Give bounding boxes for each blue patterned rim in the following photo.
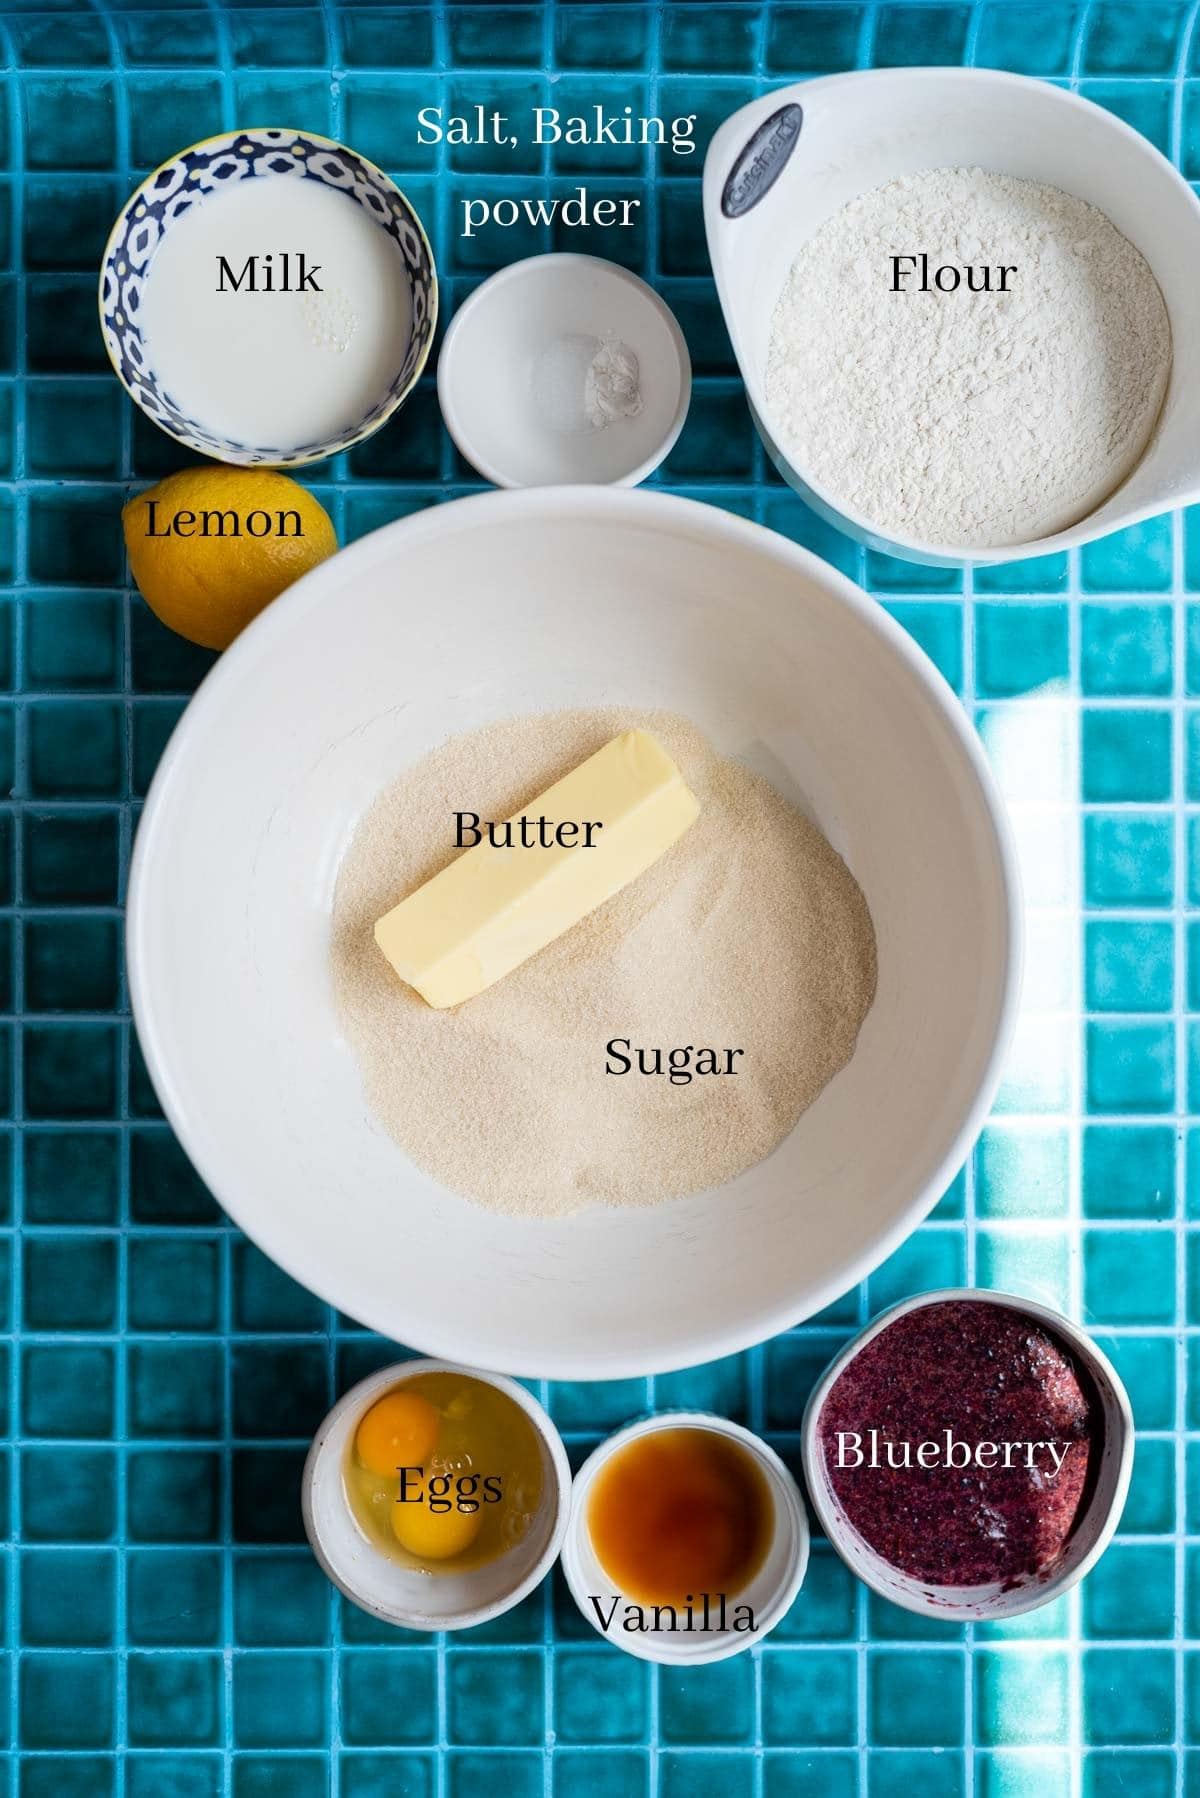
[98,127,438,467]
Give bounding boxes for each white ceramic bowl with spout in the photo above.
[704,68,1200,566]
[127,486,1020,1377]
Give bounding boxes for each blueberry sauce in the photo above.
[818,1300,1096,1588]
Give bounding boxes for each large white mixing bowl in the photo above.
[127,488,1020,1378]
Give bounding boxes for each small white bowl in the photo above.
[561,1412,809,1664]
[801,1288,1134,1622]
[302,1359,571,1632]
[437,253,691,487]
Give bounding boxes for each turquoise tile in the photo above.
[23,1343,114,1438]
[23,1233,116,1329]
[1098,1335,1173,1428]
[128,1238,221,1333]
[1086,1753,1175,1798]
[1086,2,1188,72]
[655,1352,750,1422]
[127,75,225,170]
[977,1754,1071,1798]
[1083,1648,1175,1744]
[663,6,758,71]
[127,1549,222,1647]
[1083,517,1174,592]
[446,1650,542,1746]
[975,1648,1069,1744]
[128,1448,221,1544]
[342,1754,437,1798]
[976,603,1068,696]
[661,1757,754,1798]
[231,1343,327,1439]
[874,1756,964,1798]
[1123,1438,1175,1535]
[1085,1228,1174,1325]
[556,1650,649,1745]
[660,1658,752,1745]
[128,1759,220,1798]
[129,1343,223,1439]
[340,12,435,68]
[237,1758,331,1798]
[869,1649,965,1746]
[1083,710,1172,802]
[762,1753,859,1797]
[554,7,650,70]
[22,1445,115,1543]
[341,1646,437,1747]
[25,915,121,1012]
[22,1653,113,1747]
[1083,1124,1176,1220]
[1083,604,1173,696]
[761,1649,857,1746]
[866,548,961,592]
[874,5,971,66]
[976,1125,1069,1219]
[974,5,1080,74]
[234,1653,328,1748]
[228,9,328,67]
[1086,816,1173,906]
[20,1548,115,1647]
[1087,921,1174,1013]
[128,1653,222,1748]
[1084,1542,1175,1638]
[1085,1020,1174,1113]
[977,1231,1070,1311]
[974,552,1069,593]
[868,1589,965,1642]
[766,5,866,73]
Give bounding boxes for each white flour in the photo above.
[765,168,1171,549]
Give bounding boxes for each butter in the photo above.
[374,730,700,1008]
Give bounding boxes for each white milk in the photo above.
[141,175,414,453]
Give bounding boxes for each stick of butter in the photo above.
[374,729,700,1008]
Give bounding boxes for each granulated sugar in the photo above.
[765,168,1171,549]
[331,708,877,1218]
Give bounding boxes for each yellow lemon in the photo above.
[392,1482,484,1562]
[355,1390,441,1479]
[122,466,337,651]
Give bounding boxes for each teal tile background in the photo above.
[0,0,1191,1789]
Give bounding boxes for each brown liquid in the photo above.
[587,1427,773,1607]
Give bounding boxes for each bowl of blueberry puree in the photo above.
[802,1289,1133,1620]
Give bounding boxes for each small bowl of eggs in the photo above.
[302,1358,571,1631]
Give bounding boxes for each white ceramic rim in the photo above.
[126,486,1023,1378]
[705,67,1200,563]
[561,1410,811,1663]
[98,126,439,468]
[799,1287,1135,1620]
[301,1357,572,1631]
[436,253,692,488]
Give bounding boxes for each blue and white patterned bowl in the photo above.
[99,128,438,467]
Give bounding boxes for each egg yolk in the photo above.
[355,1390,440,1478]
[392,1485,484,1561]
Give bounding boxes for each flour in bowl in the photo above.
[764,168,1171,549]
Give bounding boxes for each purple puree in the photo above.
[819,1300,1096,1588]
